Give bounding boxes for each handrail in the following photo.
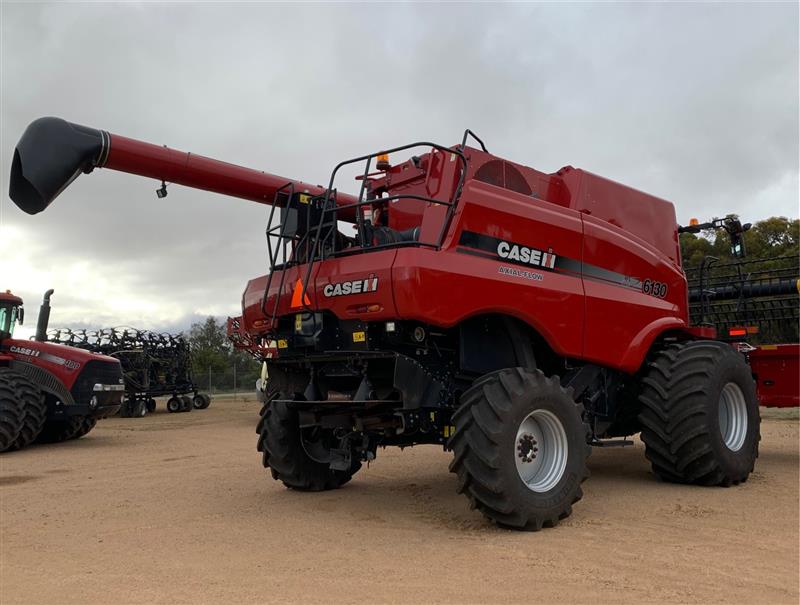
[299,142,469,307]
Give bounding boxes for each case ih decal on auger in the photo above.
[47,327,211,416]
[10,117,769,530]
[0,289,123,452]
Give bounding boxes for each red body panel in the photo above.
[749,344,800,408]
[242,151,690,374]
[0,338,118,390]
[581,216,686,370]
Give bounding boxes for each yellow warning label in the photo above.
[299,194,311,204]
[277,339,288,349]
[352,331,366,343]
[295,314,303,333]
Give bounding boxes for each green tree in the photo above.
[681,215,799,268]
[188,316,261,392]
[189,317,229,389]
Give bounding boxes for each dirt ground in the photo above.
[0,396,797,604]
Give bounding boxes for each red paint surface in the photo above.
[242,145,692,374]
[749,344,800,408]
[1,338,118,390]
[105,134,360,212]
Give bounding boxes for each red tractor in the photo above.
[10,118,764,529]
[0,289,124,452]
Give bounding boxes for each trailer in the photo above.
[47,327,211,416]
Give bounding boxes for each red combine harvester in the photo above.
[0,289,124,452]
[10,117,782,529]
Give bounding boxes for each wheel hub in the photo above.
[516,433,538,463]
[719,382,748,452]
[514,409,569,493]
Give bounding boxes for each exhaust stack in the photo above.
[35,289,54,342]
[10,117,358,215]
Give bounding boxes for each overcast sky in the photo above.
[1,2,798,338]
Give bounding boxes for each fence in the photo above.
[202,361,261,397]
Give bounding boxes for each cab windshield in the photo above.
[0,305,18,338]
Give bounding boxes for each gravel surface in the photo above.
[1,397,797,604]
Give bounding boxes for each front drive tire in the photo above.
[448,368,591,531]
[0,369,27,452]
[638,341,760,486]
[36,416,97,443]
[4,370,46,451]
[256,397,360,491]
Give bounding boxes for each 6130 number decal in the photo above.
[642,279,668,298]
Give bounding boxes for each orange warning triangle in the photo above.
[290,279,311,308]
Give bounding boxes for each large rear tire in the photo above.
[256,396,360,491]
[0,369,27,453]
[638,341,760,486]
[448,368,591,531]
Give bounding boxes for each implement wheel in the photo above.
[166,397,181,413]
[256,396,360,491]
[448,368,591,531]
[193,394,211,410]
[638,341,760,486]
[133,399,147,417]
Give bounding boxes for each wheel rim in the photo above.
[719,382,748,452]
[514,409,569,493]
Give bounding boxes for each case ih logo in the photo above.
[323,276,379,298]
[497,241,557,270]
[9,345,40,358]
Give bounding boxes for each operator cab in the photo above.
[267,142,466,273]
[0,291,23,340]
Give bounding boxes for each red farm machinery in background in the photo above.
[0,289,124,452]
[683,242,799,409]
[9,116,796,530]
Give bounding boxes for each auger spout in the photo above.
[9,117,357,215]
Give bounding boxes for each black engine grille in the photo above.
[71,360,123,405]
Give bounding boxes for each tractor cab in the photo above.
[0,291,23,341]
